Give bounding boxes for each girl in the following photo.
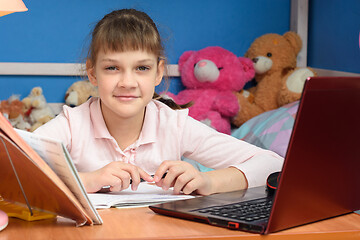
[35,9,283,195]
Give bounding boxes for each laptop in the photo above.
[149,76,360,234]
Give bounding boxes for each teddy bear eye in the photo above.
[218,67,223,70]
[267,52,272,57]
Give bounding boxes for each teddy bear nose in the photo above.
[252,58,259,63]
[194,60,220,83]
[198,61,208,67]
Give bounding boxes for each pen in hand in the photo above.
[97,172,167,193]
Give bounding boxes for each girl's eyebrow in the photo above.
[101,58,115,62]
[100,58,117,63]
[100,58,156,64]
[137,59,156,64]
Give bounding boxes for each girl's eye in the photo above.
[137,66,150,71]
[105,66,117,71]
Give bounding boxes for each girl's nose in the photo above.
[117,71,137,88]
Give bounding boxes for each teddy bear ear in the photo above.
[238,57,256,81]
[178,50,195,71]
[283,31,302,55]
[31,86,43,96]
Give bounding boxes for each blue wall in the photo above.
[1,1,359,103]
[0,0,290,102]
[307,0,360,73]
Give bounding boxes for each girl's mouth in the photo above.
[114,95,138,101]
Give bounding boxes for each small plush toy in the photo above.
[166,46,255,134]
[65,80,98,107]
[8,96,31,131]
[0,95,30,131]
[0,100,10,119]
[22,87,55,131]
[232,31,316,127]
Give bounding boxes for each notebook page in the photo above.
[88,182,195,209]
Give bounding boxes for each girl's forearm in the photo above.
[204,167,248,194]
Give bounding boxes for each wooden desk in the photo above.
[2,207,360,240]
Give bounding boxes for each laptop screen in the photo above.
[266,76,360,233]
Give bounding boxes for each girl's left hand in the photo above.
[153,160,213,195]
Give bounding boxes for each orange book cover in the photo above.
[0,113,96,226]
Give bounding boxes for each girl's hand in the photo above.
[79,162,153,193]
[153,160,213,195]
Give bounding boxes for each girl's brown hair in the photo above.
[86,9,190,110]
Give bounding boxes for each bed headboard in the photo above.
[0,63,181,77]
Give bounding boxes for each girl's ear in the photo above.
[155,59,165,86]
[86,60,98,86]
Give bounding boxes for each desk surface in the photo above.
[2,207,360,240]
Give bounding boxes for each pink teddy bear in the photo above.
[166,46,255,134]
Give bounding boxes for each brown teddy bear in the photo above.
[65,80,98,107]
[232,31,316,127]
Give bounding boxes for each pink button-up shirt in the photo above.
[35,97,283,187]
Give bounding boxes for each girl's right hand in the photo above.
[79,162,153,193]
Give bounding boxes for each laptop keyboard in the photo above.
[193,197,273,222]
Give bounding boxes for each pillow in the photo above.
[231,101,299,157]
[184,101,299,172]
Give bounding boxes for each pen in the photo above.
[97,172,167,193]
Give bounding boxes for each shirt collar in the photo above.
[90,97,113,139]
[138,100,158,145]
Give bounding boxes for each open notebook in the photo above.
[0,115,101,226]
[89,182,195,209]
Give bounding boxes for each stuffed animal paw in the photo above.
[285,68,315,93]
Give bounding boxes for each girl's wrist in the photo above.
[203,167,248,194]
[79,172,93,193]
[200,171,218,195]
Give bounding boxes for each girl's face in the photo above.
[87,50,164,123]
